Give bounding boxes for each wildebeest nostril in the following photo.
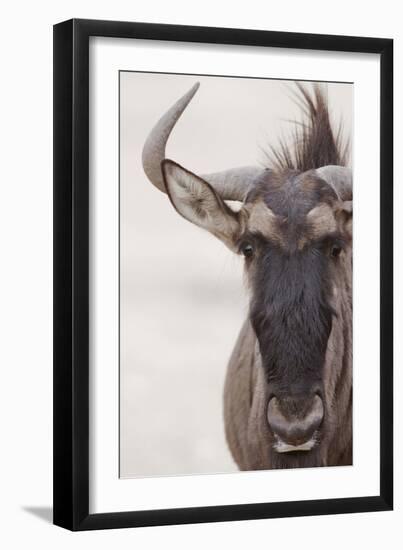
[267,395,324,447]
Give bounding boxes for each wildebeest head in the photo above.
[142,82,352,466]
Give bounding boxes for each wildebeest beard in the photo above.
[249,242,335,468]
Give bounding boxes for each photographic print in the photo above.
[119,72,353,478]
[54,19,393,530]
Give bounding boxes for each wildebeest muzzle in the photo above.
[267,392,324,453]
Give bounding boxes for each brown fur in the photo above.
[245,200,284,246]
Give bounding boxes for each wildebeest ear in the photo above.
[161,160,242,250]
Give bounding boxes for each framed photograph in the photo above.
[53,19,393,530]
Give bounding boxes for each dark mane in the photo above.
[267,83,349,172]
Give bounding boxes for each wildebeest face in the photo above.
[162,161,352,463]
[239,171,350,456]
[241,171,352,461]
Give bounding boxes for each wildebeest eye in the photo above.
[241,243,254,258]
[330,245,342,258]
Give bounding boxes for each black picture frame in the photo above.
[53,18,393,531]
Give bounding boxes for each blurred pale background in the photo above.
[120,72,352,478]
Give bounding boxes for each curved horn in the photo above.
[315,165,352,201]
[142,83,265,201]
[142,83,200,194]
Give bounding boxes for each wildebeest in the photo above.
[142,82,352,469]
